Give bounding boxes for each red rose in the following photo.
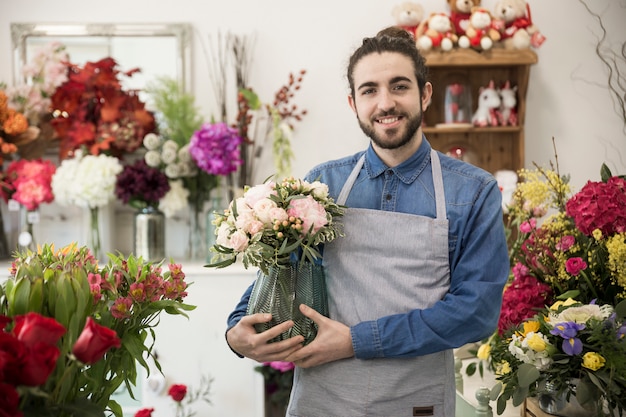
[17,342,60,386]
[72,317,121,364]
[133,408,154,417]
[0,382,22,417]
[168,384,187,402]
[0,332,28,384]
[12,312,66,348]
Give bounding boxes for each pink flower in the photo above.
[229,230,250,252]
[519,218,536,234]
[566,177,626,236]
[266,361,295,373]
[287,195,328,235]
[556,235,575,251]
[2,159,56,211]
[565,257,587,276]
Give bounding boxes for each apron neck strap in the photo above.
[337,150,447,220]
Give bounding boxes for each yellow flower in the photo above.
[477,343,491,360]
[526,333,547,352]
[592,229,603,241]
[582,352,606,371]
[496,361,511,375]
[550,298,578,310]
[521,321,540,336]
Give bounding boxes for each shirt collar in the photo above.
[364,136,432,184]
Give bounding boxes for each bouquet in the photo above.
[0,243,195,417]
[115,159,170,210]
[208,177,344,344]
[50,57,156,160]
[486,298,626,415]
[469,159,626,415]
[208,177,344,274]
[0,158,56,211]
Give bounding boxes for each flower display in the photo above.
[0,243,195,416]
[468,159,626,415]
[189,121,243,176]
[50,56,156,160]
[1,41,68,161]
[134,375,213,417]
[485,299,626,415]
[0,158,56,211]
[51,150,122,209]
[208,177,344,274]
[115,159,170,210]
[255,361,295,411]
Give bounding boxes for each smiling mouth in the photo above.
[376,116,402,124]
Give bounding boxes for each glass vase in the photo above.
[18,208,38,252]
[538,380,603,417]
[133,206,165,261]
[205,196,222,263]
[187,202,206,261]
[246,261,328,345]
[89,206,102,261]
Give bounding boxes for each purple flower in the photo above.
[618,324,626,341]
[115,159,170,207]
[551,322,586,355]
[189,122,243,176]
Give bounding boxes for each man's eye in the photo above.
[393,85,408,91]
[362,89,375,95]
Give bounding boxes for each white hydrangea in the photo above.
[51,151,122,209]
[158,179,190,218]
[508,332,553,371]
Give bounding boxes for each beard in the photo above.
[357,104,423,150]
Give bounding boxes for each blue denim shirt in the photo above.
[227,137,509,359]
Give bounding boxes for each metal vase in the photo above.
[134,206,165,261]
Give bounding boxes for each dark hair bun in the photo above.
[376,26,414,42]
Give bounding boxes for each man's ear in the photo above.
[422,82,433,111]
[348,94,356,113]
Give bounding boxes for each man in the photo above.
[226,27,509,417]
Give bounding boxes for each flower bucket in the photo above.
[246,261,328,345]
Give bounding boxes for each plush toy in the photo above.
[472,80,501,127]
[415,12,458,52]
[447,0,481,36]
[392,2,425,39]
[492,0,545,49]
[458,7,501,51]
[497,81,518,126]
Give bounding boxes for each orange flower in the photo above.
[3,109,29,135]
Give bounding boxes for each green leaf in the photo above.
[28,278,44,312]
[490,382,502,401]
[516,363,540,387]
[600,163,613,182]
[511,385,529,406]
[615,299,626,320]
[576,378,595,406]
[240,87,261,110]
[466,362,477,376]
[556,290,580,300]
[9,277,31,316]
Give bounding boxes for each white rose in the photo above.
[244,182,275,208]
[308,180,329,200]
[229,230,249,252]
[253,198,278,225]
[216,223,232,247]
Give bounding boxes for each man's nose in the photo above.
[377,90,396,112]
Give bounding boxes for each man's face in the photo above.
[348,52,431,152]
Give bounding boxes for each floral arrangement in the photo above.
[208,177,344,274]
[115,159,170,210]
[485,298,626,415]
[189,121,243,177]
[0,243,195,417]
[51,150,123,257]
[134,375,213,417]
[255,361,294,411]
[1,41,68,160]
[0,158,56,211]
[50,57,156,160]
[468,159,626,414]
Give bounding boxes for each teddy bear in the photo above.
[415,12,458,52]
[447,0,481,37]
[392,1,425,39]
[457,7,501,51]
[492,0,545,49]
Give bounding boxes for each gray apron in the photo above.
[288,150,454,417]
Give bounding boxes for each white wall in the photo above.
[2,0,624,191]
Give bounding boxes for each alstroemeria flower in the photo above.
[72,317,121,364]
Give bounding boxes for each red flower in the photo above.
[0,382,21,417]
[12,312,66,348]
[497,274,552,335]
[17,342,61,386]
[565,177,626,236]
[133,408,154,417]
[168,383,188,402]
[72,317,121,364]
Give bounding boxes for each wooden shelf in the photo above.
[422,47,538,174]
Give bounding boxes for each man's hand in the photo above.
[226,313,305,363]
[285,304,354,368]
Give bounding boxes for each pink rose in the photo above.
[565,257,587,276]
[287,195,328,235]
[519,218,536,234]
[253,198,278,225]
[244,182,275,208]
[229,230,249,252]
